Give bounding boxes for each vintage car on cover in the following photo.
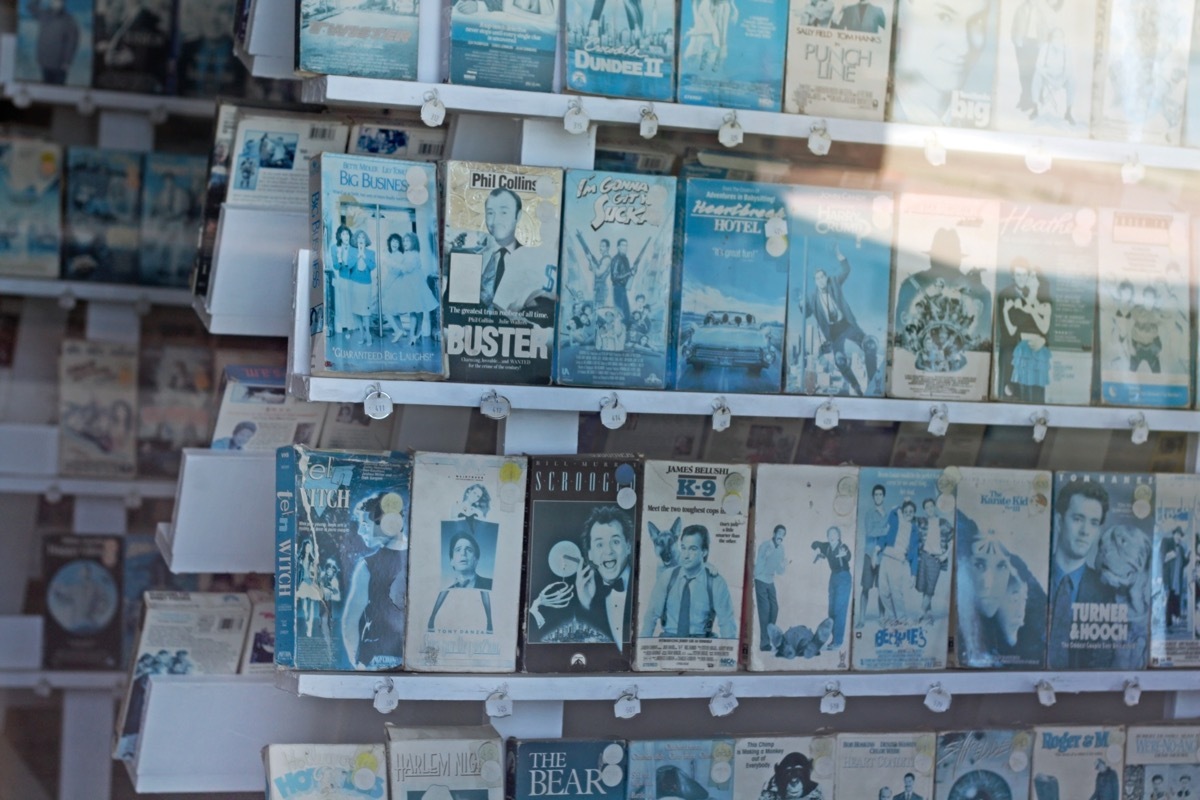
[682,310,777,374]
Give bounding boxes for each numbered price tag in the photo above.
[924,684,951,713]
[718,115,743,148]
[364,386,394,420]
[421,94,447,127]
[819,687,846,715]
[1036,681,1056,707]
[928,407,949,437]
[486,691,513,718]
[373,679,400,714]
[1025,146,1052,174]
[1124,680,1142,707]
[480,392,511,421]
[640,108,659,140]
[924,135,947,167]
[1122,159,1145,185]
[807,126,832,157]
[600,396,628,429]
[564,103,590,135]
[816,402,839,431]
[712,399,731,432]
[708,686,738,718]
[614,691,641,719]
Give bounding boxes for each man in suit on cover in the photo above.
[1161,526,1190,628]
[641,525,737,639]
[1090,760,1119,800]
[833,0,886,32]
[447,530,492,590]
[805,243,877,395]
[1047,480,1115,668]
[608,238,635,321]
[30,0,80,84]
[897,773,923,800]
[477,186,555,316]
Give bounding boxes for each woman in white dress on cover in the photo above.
[382,233,410,343]
[387,231,439,345]
[347,229,377,344]
[329,225,354,335]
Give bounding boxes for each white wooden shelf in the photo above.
[297,376,1200,433]
[0,460,174,499]
[0,616,42,670]
[0,423,58,476]
[0,35,214,119]
[282,669,1200,704]
[0,277,192,308]
[156,449,275,574]
[0,473,176,500]
[0,670,123,691]
[196,205,308,337]
[235,0,298,80]
[0,425,173,501]
[303,76,1200,170]
[235,50,296,81]
[124,674,388,793]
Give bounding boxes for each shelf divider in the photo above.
[200,205,309,337]
[159,450,276,574]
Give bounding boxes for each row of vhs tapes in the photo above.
[264,724,1200,800]
[309,153,1200,409]
[275,446,1200,675]
[296,0,1200,148]
[13,0,294,99]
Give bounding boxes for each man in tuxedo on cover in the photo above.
[527,505,634,647]
[573,506,634,648]
[1047,480,1115,668]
